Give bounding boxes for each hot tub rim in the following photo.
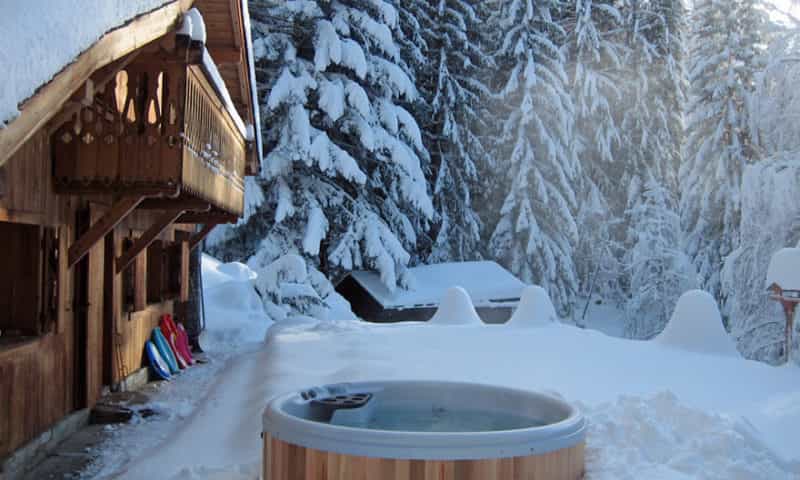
[263,380,587,461]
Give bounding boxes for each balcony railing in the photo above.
[52,52,246,217]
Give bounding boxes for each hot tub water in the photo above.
[331,404,544,432]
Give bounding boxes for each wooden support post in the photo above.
[180,240,190,302]
[68,196,145,267]
[783,302,796,364]
[188,223,219,251]
[0,164,6,200]
[115,210,184,273]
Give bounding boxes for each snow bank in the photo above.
[766,248,800,290]
[202,254,272,349]
[585,392,794,479]
[96,310,800,478]
[655,290,739,357]
[428,287,483,325]
[507,285,558,327]
[247,250,357,323]
[0,0,171,127]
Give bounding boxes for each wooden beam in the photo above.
[139,198,211,211]
[68,196,146,267]
[188,223,219,251]
[115,209,184,273]
[175,212,237,224]
[0,0,195,167]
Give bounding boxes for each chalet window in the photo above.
[121,237,147,313]
[165,242,184,300]
[147,240,167,304]
[0,221,59,337]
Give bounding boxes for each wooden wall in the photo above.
[263,435,586,480]
[0,129,191,459]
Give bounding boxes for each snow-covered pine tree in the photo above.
[753,13,800,156]
[565,0,626,301]
[238,0,433,291]
[624,175,697,339]
[645,0,688,191]
[722,159,800,364]
[488,0,581,314]
[681,0,768,300]
[425,0,493,262]
[614,0,687,191]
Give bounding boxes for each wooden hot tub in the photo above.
[262,381,586,480]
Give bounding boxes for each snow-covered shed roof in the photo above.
[766,248,800,291]
[347,262,526,309]
[0,0,262,170]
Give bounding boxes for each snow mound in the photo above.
[507,286,558,327]
[428,287,483,325]
[766,248,800,290]
[216,262,258,282]
[654,290,739,357]
[202,254,272,349]
[585,392,794,479]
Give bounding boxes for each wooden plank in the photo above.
[207,46,242,64]
[134,252,148,312]
[68,195,146,267]
[0,163,6,199]
[115,209,184,273]
[262,436,586,480]
[85,203,107,406]
[0,0,196,167]
[180,240,190,302]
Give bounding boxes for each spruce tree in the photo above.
[624,175,697,339]
[240,0,433,291]
[681,0,768,299]
[566,0,626,301]
[488,0,581,314]
[425,0,492,262]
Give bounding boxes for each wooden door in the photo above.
[73,203,107,408]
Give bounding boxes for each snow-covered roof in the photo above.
[240,0,264,169]
[0,0,173,128]
[766,247,800,290]
[347,261,525,309]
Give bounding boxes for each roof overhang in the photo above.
[0,0,195,168]
[0,0,262,173]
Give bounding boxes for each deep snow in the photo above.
[84,256,800,479]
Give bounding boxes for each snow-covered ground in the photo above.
[84,256,800,479]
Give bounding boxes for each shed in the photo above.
[336,262,526,324]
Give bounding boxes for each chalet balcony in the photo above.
[52,48,249,217]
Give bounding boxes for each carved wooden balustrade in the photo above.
[52,52,246,217]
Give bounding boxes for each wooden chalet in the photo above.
[0,0,261,468]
